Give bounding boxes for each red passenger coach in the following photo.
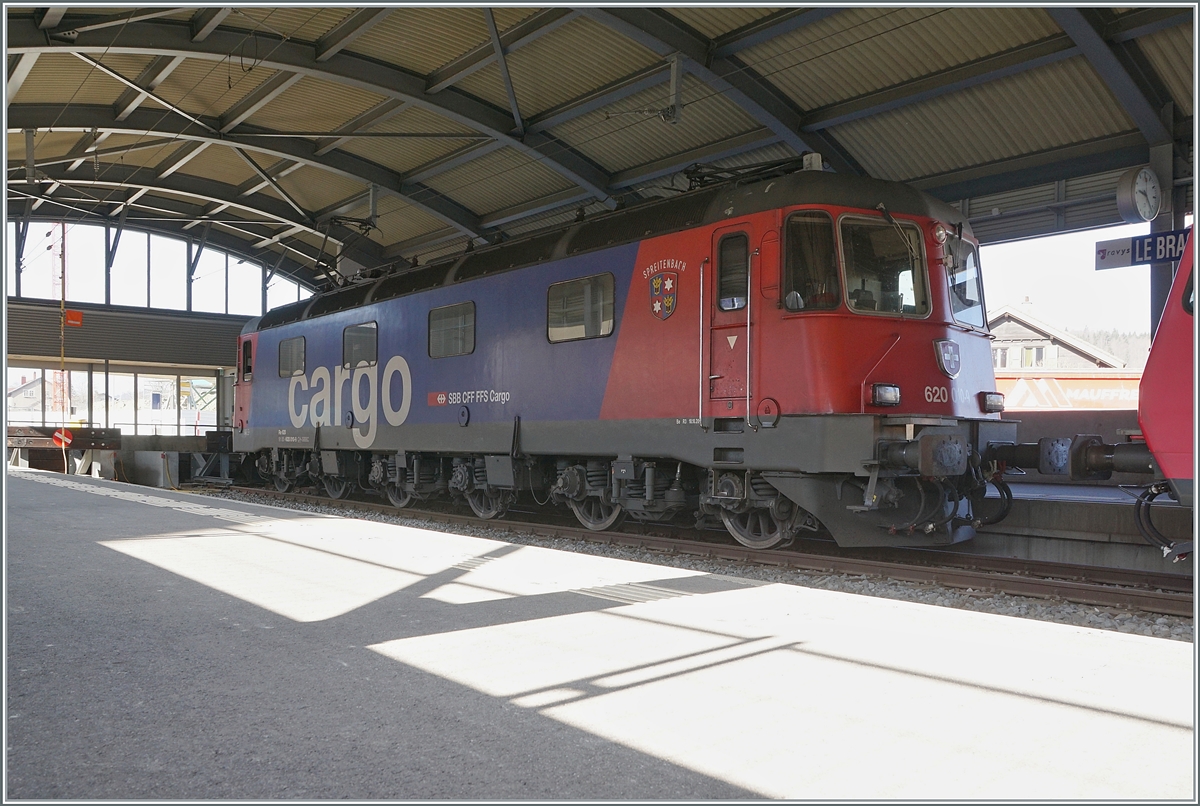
[236,157,1021,549]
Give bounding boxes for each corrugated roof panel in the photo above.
[457,16,659,118]
[153,59,276,121]
[830,57,1137,181]
[739,7,1059,110]
[271,165,366,215]
[242,75,386,134]
[349,7,491,77]
[666,7,777,39]
[174,146,258,190]
[10,131,81,163]
[372,197,445,247]
[11,52,149,105]
[338,107,481,176]
[91,137,202,172]
[219,7,351,44]
[550,74,759,174]
[1134,24,1194,117]
[423,147,574,216]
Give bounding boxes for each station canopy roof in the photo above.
[6,6,1195,291]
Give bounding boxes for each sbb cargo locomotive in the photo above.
[235,159,1019,549]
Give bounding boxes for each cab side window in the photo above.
[241,339,253,381]
[717,233,748,311]
[783,211,838,311]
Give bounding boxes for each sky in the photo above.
[980,221,1167,335]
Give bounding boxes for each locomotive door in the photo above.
[234,333,256,434]
[708,224,752,403]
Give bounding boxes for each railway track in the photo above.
[212,485,1194,618]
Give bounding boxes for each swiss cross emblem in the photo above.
[934,339,961,378]
[650,271,678,320]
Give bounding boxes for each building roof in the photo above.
[7,6,1194,292]
[987,304,1127,368]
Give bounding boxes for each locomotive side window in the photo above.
[717,233,749,311]
[783,211,838,311]
[241,339,253,382]
[944,231,986,328]
[278,336,306,377]
[429,301,475,358]
[841,218,929,317]
[548,273,614,343]
[343,322,378,368]
[1183,270,1193,316]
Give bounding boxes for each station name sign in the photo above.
[1095,227,1191,270]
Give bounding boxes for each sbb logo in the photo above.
[428,391,448,406]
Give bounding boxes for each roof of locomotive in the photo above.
[251,168,969,334]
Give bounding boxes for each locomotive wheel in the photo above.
[323,476,351,500]
[466,490,507,520]
[273,475,294,493]
[568,497,625,531]
[720,507,789,549]
[386,483,412,509]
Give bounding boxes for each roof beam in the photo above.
[524,63,670,135]
[1106,7,1193,42]
[579,8,860,175]
[113,55,185,121]
[802,36,1080,132]
[710,7,843,59]
[7,53,39,104]
[8,103,487,240]
[189,7,230,42]
[1047,8,1172,145]
[73,52,214,133]
[314,98,408,156]
[608,130,779,189]
[401,140,506,185]
[46,8,185,40]
[426,8,576,94]
[483,9,524,136]
[316,8,393,62]
[911,131,1149,201]
[232,148,311,222]
[219,71,303,133]
[8,16,614,205]
[156,140,209,178]
[239,160,304,197]
[35,7,67,29]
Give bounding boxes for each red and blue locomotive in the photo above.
[234,159,1016,548]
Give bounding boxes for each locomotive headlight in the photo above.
[980,392,1005,413]
[932,222,948,244]
[872,383,901,406]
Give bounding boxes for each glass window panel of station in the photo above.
[65,224,106,304]
[137,374,178,436]
[191,249,227,313]
[110,231,149,307]
[92,371,108,428]
[108,372,136,434]
[266,274,300,311]
[227,259,263,316]
[41,369,89,427]
[150,233,188,310]
[298,285,313,301]
[6,367,44,425]
[180,375,218,437]
[6,221,15,292]
[19,226,60,300]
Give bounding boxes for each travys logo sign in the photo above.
[649,271,678,320]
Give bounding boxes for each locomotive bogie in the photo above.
[237,166,1016,548]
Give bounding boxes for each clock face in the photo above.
[1135,168,1161,220]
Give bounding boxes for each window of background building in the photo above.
[266,275,301,310]
[993,348,1008,369]
[181,376,218,436]
[150,233,188,310]
[108,373,136,434]
[65,225,107,304]
[1022,346,1044,368]
[137,374,179,436]
[110,231,149,307]
[6,367,43,425]
[228,259,263,316]
[192,249,227,313]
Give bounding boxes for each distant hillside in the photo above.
[1067,328,1151,370]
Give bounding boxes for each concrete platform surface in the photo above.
[6,470,1196,800]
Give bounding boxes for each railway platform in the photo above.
[6,469,1195,800]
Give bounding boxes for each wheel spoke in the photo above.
[568,497,624,531]
[721,507,788,549]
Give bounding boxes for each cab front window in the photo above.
[840,217,929,316]
[945,231,986,328]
